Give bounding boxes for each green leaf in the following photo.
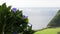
[7,6,11,11]
[1,3,7,9]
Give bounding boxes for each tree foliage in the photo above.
[0,3,33,34]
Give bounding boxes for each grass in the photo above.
[34,27,60,34]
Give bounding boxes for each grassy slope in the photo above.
[34,27,60,34]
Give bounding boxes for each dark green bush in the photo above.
[0,3,33,34]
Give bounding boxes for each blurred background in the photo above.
[0,0,60,30]
[19,7,60,30]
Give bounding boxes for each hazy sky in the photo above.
[19,7,59,30]
[0,0,60,7]
[0,0,60,30]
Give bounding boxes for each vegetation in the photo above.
[34,10,60,34]
[34,27,60,34]
[47,10,60,28]
[0,3,60,34]
[0,3,33,34]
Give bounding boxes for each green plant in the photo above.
[0,3,32,34]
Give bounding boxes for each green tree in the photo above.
[47,10,60,28]
[0,3,32,34]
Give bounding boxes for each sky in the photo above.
[0,0,60,30]
[20,7,59,30]
[0,0,60,7]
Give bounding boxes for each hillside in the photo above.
[47,10,60,28]
[34,27,60,34]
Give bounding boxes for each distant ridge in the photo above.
[47,10,60,28]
